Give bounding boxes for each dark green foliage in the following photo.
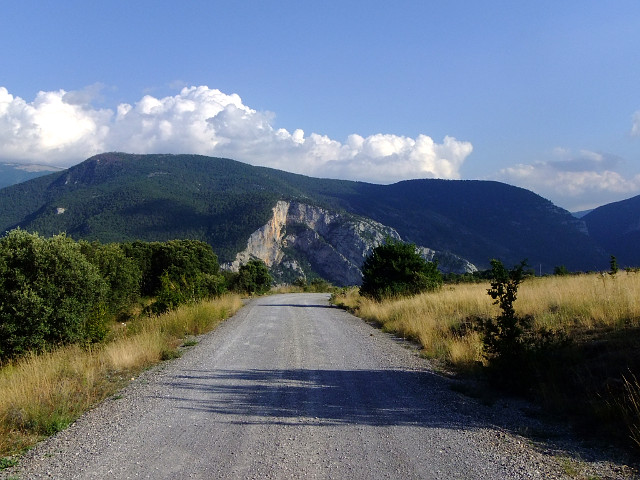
[554,265,570,276]
[0,229,226,360]
[232,259,273,295]
[610,255,619,275]
[0,230,108,360]
[121,239,222,298]
[79,241,142,316]
[360,239,442,300]
[0,456,18,470]
[443,269,493,284]
[481,259,530,362]
[478,259,540,391]
[121,239,225,313]
[152,270,225,313]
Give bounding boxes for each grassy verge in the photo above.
[0,294,243,458]
[331,272,640,451]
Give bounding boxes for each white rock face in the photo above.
[225,200,476,286]
[228,201,289,269]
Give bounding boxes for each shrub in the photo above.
[481,259,529,358]
[121,239,225,313]
[79,241,142,315]
[360,239,442,300]
[121,239,221,297]
[479,259,533,387]
[307,278,331,292]
[233,259,273,295]
[0,230,108,360]
[610,255,619,275]
[554,265,569,276]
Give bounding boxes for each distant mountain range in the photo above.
[0,153,614,283]
[0,163,64,189]
[583,195,640,269]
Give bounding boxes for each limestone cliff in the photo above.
[225,201,476,286]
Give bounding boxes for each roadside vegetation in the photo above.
[272,277,336,294]
[0,228,262,460]
[359,238,442,300]
[0,296,242,458]
[333,245,640,453]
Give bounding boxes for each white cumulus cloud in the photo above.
[0,87,111,163]
[494,148,640,210]
[0,85,473,183]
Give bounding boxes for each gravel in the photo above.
[2,293,637,479]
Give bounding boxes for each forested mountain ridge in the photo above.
[0,152,609,274]
[583,194,640,268]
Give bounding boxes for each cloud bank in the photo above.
[495,148,640,211]
[0,85,472,183]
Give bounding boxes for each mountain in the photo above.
[0,153,609,283]
[0,163,64,189]
[225,200,476,285]
[583,194,640,268]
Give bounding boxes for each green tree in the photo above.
[359,239,442,300]
[79,241,142,316]
[480,259,531,368]
[553,265,569,276]
[0,230,107,360]
[234,259,273,295]
[121,239,223,299]
[610,255,619,275]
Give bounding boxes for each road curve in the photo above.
[3,293,611,479]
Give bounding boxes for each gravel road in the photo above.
[3,293,636,479]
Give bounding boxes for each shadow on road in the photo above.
[256,304,340,309]
[155,368,631,467]
[161,368,480,428]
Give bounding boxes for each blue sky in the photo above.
[1,1,639,211]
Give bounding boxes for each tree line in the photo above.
[0,229,272,361]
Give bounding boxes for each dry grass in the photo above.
[334,283,496,368]
[333,272,640,370]
[514,272,640,331]
[332,272,640,450]
[0,294,243,457]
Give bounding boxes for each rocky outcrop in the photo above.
[225,201,476,286]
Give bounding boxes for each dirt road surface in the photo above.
[3,293,633,479]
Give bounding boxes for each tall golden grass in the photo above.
[0,295,243,457]
[332,271,640,449]
[334,272,640,368]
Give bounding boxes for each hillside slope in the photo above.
[583,194,640,268]
[0,152,608,274]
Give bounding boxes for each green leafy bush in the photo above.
[360,239,442,300]
[0,230,108,360]
[0,230,229,359]
[233,259,273,295]
[79,241,142,316]
[553,265,570,276]
[481,259,530,363]
[121,239,222,298]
